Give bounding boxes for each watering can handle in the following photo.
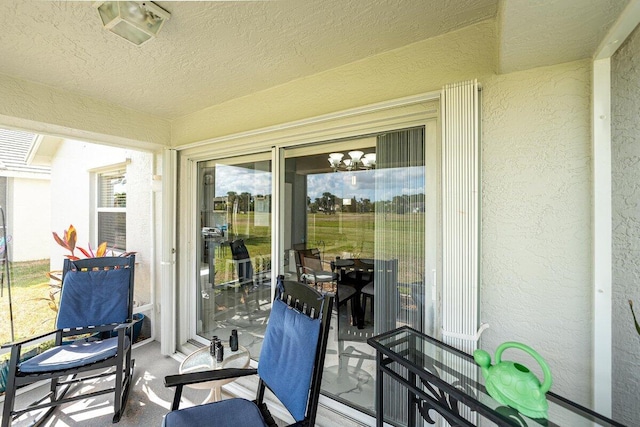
[495,342,552,394]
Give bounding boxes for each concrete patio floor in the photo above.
[1,340,369,426]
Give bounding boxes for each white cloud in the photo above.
[307,167,425,202]
[215,164,272,196]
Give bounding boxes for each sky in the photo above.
[212,164,425,203]
[307,167,425,202]
[214,164,271,196]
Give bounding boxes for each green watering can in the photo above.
[473,342,552,419]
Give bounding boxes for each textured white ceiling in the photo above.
[498,0,629,73]
[0,0,628,120]
[0,0,498,118]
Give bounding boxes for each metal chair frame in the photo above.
[294,248,337,292]
[164,278,334,427]
[1,255,136,427]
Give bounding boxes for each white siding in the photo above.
[49,140,154,307]
[9,177,51,261]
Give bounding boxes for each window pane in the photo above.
[98,211,126,250]
[282,126,431,420]
[98,170,127,208]
[196,156,272,358]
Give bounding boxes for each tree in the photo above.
[226,191,238,212]
[360,198,373,213]
[307,196,318,213]
[239,192,252,213]
[318,192,336,214]
[392,195,409,214]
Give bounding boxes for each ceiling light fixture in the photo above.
[328,151,376,171]
[94,1,171,46]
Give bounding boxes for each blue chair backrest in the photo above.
[257,295,322,421]
[56,257,134,329]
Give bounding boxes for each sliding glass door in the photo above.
[176,95,443,426]
[281,123,437,418]
[195,154,272,355]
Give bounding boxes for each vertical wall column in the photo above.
[441,80,480,354]
[592,57,612,417]
[160,148,177,355]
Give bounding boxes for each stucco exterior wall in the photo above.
[612,23,640,426]
[8,177,51,261]
[480,60,593,406]
[50,140,154,308]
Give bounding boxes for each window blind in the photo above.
[97,170,127,250]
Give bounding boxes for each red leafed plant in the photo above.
[40,225,113,321]
[52,224,108,260]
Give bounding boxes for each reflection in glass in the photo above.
[196,158,272,358]
[282,127,429,419]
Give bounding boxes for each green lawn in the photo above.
[312,212,425,284]
[0,259,55,345]
[210,211,425,284]
[2,213,424,343]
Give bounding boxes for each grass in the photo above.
[0,213,423,343]
[0,259,55,346]
[308,212,425,283]
[208,211,425,285]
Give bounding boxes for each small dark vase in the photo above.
[210,336,218,356]
[230,329,239,351]
[216,341,224,362]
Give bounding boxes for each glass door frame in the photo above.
[176,149,275,351]
[278,121,439,418]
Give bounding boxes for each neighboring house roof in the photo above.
[0,128,50,178]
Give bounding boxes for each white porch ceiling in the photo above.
[0,0,629,120]
[498,0,629,73]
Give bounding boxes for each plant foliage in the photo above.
[52,224,109,260]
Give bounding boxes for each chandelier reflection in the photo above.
[328,151,376,171]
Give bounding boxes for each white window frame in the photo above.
[92,160,130,254]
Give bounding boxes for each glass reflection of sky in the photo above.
[212,164,425,202]
[307,167,425,202]
[214,164,272,196]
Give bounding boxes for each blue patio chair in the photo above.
[163,277,334,427]
[1,255,136,427]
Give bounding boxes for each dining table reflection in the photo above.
[333,257,375,329]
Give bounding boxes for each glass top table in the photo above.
[368,326,625,427]
[179,342,250,403]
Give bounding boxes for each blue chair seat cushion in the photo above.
[19,336,127,373]
[163,398,268,427]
